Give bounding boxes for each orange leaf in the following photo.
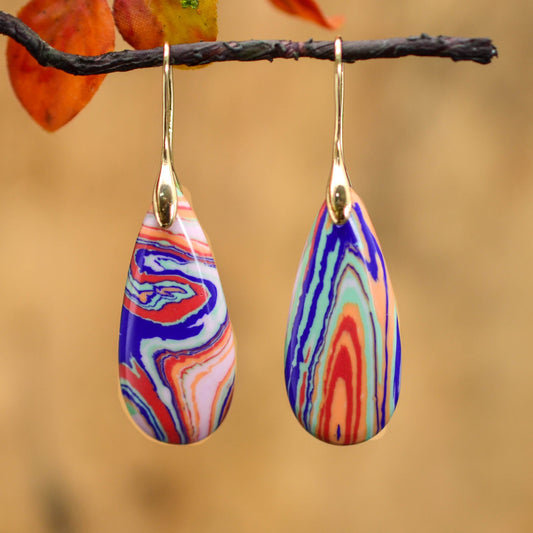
[6,0,115,131]
[269,0,343,29]
[114,0,217,50]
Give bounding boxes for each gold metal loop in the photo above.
[326,37,352,226]
[153,43,181,228]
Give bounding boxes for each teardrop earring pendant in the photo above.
[284,38,401,445]
[118,44,236,444]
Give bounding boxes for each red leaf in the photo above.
[269,0,343,29]
[113,0,218,50]
[6,0,115,131]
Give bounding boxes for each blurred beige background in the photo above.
[1,0,532,531]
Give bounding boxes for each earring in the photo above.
[118,44,236,444]
[284,38,401,445]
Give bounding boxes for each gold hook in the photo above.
[326,37,352,226]
[153,43,181,228]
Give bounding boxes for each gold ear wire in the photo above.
[326,37,352,226]
[153,43,181,228]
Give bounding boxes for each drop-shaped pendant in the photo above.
[284,38,401,445]
[119,195,236,444]
[118,44,235,444]
[284,189,401,445]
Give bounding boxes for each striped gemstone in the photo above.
[119,195,235,444]
[285,189,401,445]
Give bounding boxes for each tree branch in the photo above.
[0,10,497,75]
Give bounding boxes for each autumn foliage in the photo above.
[7,0,115,131]
[114,0,218,50]
[268,0,343,30]
[6,0,342,130]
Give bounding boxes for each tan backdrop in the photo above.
[1,0,532,531]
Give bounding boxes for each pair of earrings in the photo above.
[118,39,401,446]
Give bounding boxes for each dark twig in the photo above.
[0,11,497,74]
